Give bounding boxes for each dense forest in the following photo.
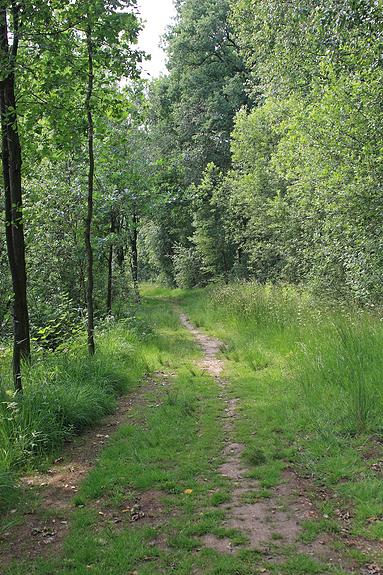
[2,0,383,380]
[152,0,383,299]
[1,1,383,573]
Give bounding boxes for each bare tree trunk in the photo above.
[129,211,140,303]
[106,243,113,315]
[84,23,95,355]
[115,216,125,271]
[0,7,30,393]
[106,213,115,314]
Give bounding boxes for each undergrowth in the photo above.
[0,309,158,510]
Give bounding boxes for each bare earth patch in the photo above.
[201,534,235,553]
[179,312,364,572]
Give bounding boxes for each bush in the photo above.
[30,292,83,351]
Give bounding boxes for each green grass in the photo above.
[0,294,182,509]
[2,287,272,575]
[179,283,383,544]
[2,284,382,574]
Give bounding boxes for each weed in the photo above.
[210,491,231,506]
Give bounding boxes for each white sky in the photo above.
[137,0,177,78]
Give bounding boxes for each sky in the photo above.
[137,0,177,78]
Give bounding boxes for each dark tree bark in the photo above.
[115,216,125,271]
[84,23,95,355]
[116,245,125,270]
[0,6,31,393]
[106,213,116,314]
[129,209,140,303]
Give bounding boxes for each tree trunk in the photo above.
[106,214,115,314]
[0,7,30,393]
[129,211,140,303]
[84,23,95,355]
[85,25,95,355]
[116,245,125,270]
[115,216,125,271]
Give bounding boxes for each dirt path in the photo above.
[2,308,380,574]
[179,312,359,572]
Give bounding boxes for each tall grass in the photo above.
[0,320,149,509]
[298,316,383,435]
[181,283,383,436]
[0,291,198,511]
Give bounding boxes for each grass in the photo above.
[179,283,383,544]
[0,298,170,509]
[2,283,382,573]
[3,287,274,575]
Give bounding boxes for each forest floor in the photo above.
[1,288,382,575]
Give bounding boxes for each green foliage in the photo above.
[161,0,247,182]
[173,245,206,289]
[141,0,383,304]
[31,292,83,351]
[191,164,236,282]
[2,2,383,562]
[139,0,248,284]
[224,0,383,301]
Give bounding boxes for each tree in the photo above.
[191,163,235,282]
[84,17,95,354]
[227,0,383,301]
[97,107,154,305]
[144,0,248,284]
[34,0,142,351]
[78,1,141,348]
[159,0,248,183]
[0,3,30,392]
[0,0,142,387]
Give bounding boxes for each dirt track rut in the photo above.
[179,312,356,571]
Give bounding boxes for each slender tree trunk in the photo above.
[106,243,113,315]
[117,246,125,270]
[116,217,125,270]
[0,7,30,393]
[106,213,115,314]
[129,211,140,303]
[84,23,95,355]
